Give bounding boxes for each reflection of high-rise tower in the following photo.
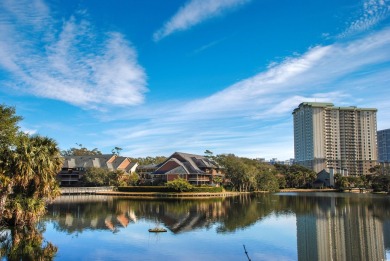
[384,220,390,252]
[296,197,385,261]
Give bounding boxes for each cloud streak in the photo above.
[339,0,390,37]
[0,0,147,109]
[153,0,251,41]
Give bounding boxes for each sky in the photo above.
[1,0,390,160]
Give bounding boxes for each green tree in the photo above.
[2,134,63,226]
[111,147,123,156]
[275,164,316,188]
[0,105,22,216]
[0,105,22,150]
[82,167,109,186]
[256,171,279,192]
[132,156,167,165]
[215,154,279,192]
[61,144,102,156]
[166,178,193,192]
[127,173,140,186]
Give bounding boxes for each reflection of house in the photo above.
[57,154,138,186]
[152,152,225,185]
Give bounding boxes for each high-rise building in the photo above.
[377,128,390,166]
[293,102,377,176]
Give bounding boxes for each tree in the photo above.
[0,105,22,216]
[275,164,316,188]
[204,150,214,158]
[256,171,279,192]
[131,156,167,165]
[127,173,140,186]
[215,154,279,192]
[0,105,22,150]
[1,105,63,227]
[82,167,109,186]
[61,144,102,156]
[111,147,123,156]
[2,134,63,226]
[166,178,193,192]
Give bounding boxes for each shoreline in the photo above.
[60,187,388,198]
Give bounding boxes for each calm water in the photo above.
[2,192,390,260]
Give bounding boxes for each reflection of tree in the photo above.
[44,193,390,236]
[0,225,57,261]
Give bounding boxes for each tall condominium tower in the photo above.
[377,128,390,166]
[293,102,377,176]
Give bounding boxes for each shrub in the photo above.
[166,178,193,192]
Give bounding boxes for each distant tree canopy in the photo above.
[215,154,279,192]
[274,163,317,188]
[81,167,138,187]
[0,104,63,227]
[61,144,102,156]
[131,156,167,166]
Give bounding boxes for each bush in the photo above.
[166,178,193,192]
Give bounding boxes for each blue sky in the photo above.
[1,0,390,160]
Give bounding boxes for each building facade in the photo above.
[152,152,225,185]
[58,154,138,186]
[293,102,377,176]
[378,128,390,166]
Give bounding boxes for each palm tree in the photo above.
[3,134,63,226]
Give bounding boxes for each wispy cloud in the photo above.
[339,0,390,38]
[0,0,147,109]
[153,0,251,41]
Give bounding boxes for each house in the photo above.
[58,154,138,186]
[151,152,225,185]
[136,163,160,185]
[315,169,335,188]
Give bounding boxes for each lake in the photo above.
[2,192,390,260]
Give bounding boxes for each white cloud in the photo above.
[0,1,147,109]
[153,0,251,41]
[340,0,390,37]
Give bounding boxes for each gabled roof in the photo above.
[154,152,221,175]
[62,154,133,172]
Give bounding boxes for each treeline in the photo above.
[214,154,316,192]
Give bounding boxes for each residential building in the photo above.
[58,154,138,186]
[136,163,160,185]
[378,128,390,167]
[293,102,377,176]
[152,152,225,185]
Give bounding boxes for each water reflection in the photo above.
[44,194,279,234]
[292,194,387,261]
[3,193,389,260]
[0,225,57,261]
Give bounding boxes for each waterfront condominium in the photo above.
[292,102,378,176]
[377,128,390,167]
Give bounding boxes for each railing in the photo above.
[60,186,115,195]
